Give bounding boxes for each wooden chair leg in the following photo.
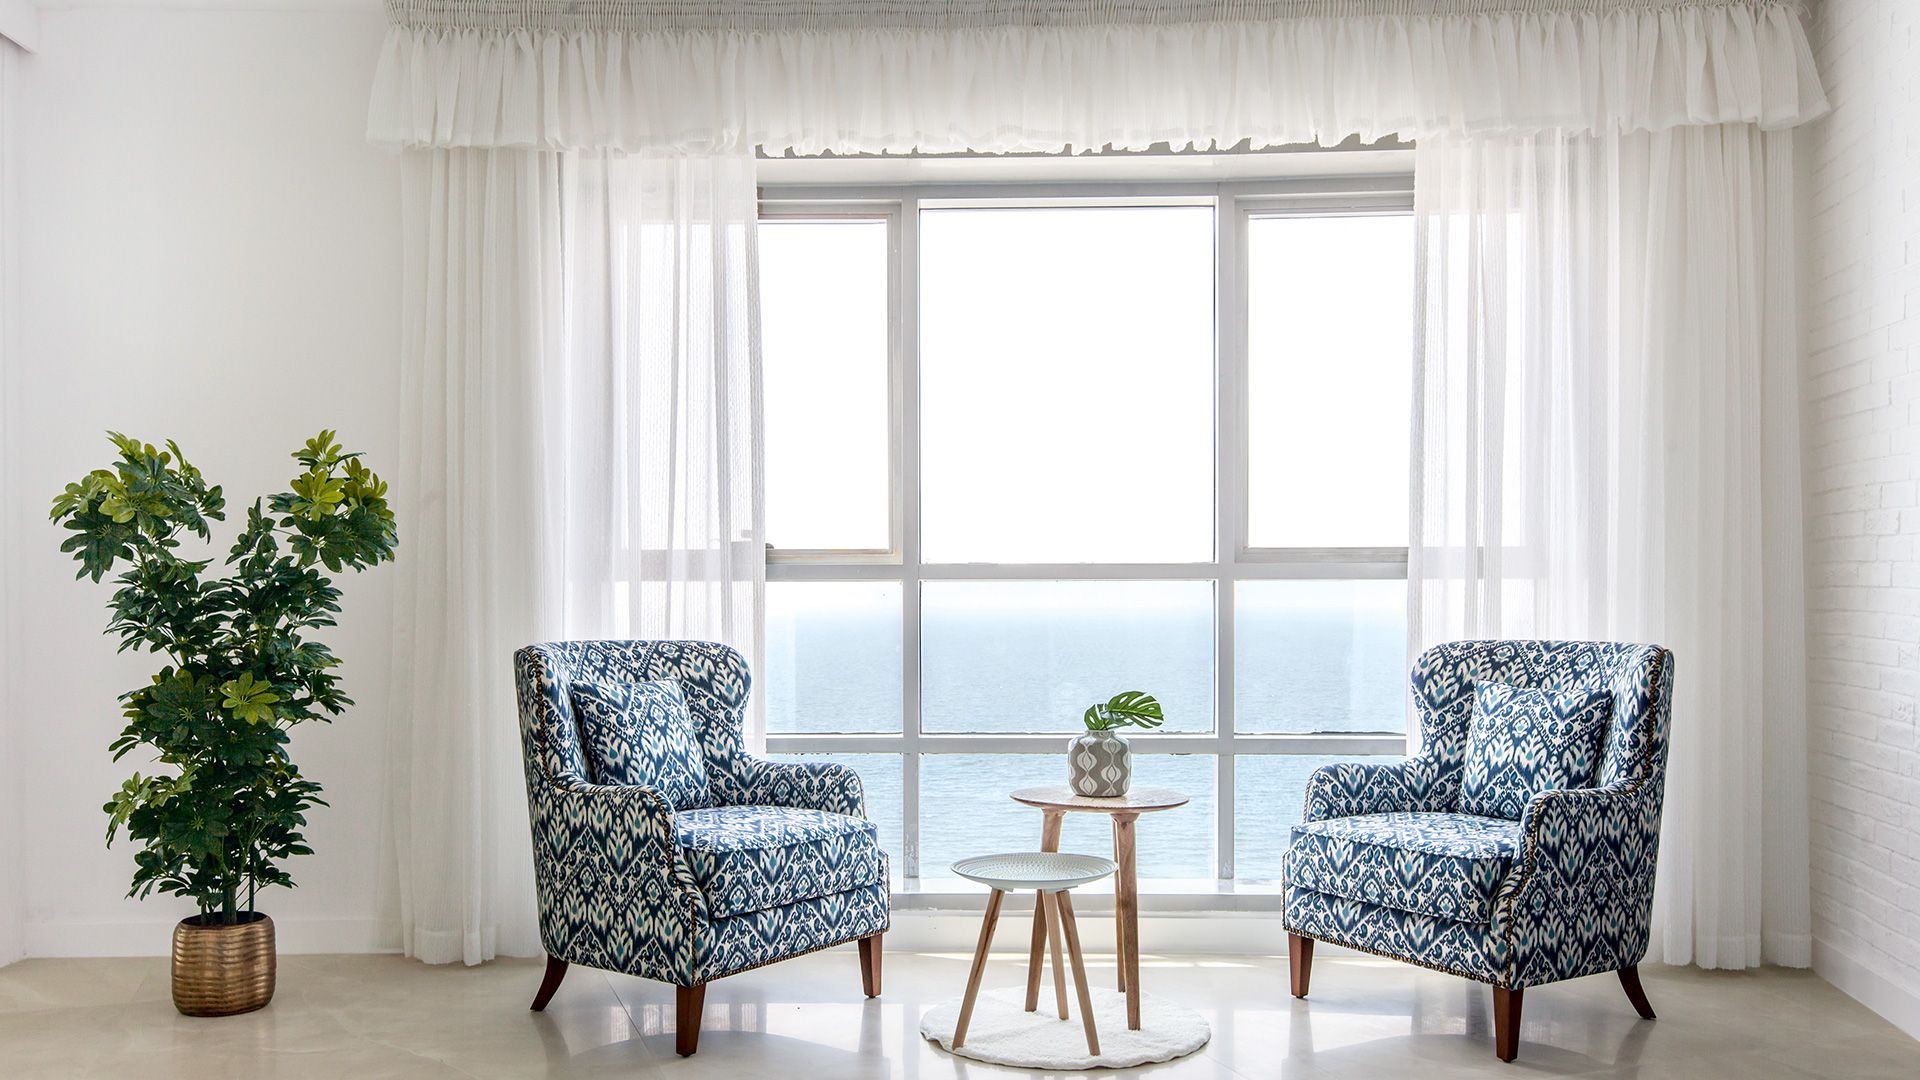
[1493,985,1523,1063]
[675,983,706,1057]
[1042,890,1070,1020]
[529,956,568,1011]
[858,933,883,998]
[1055,891,1101,1058]
[953,888,1005,1049]
[1024,893,1049,1012]
[1288,934,1313,999]
[1618,965,1656,1019]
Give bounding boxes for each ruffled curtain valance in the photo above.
[367,0,1828,153]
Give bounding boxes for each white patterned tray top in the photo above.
[951,852,1119,892]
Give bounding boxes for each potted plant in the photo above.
[51,431,397,1016]
[1067,691,1164,797]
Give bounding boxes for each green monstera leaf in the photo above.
[1082,690,1166,732]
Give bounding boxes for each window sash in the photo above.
[761,177,1415,888]
[758,204,905,559]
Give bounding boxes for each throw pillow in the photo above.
[569,678,712,809]
[1458,681,1613,820]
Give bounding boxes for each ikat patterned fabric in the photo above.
[1287,811,1522,923]
[1285,886,1502,982]
[1457,682,1613,821]
[1285,639,1673,990]
[569,677,713,810]
[515,639,891,987]
[696,879,891,978]
[674,805,886,919]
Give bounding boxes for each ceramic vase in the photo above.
[1067,730,1132,797]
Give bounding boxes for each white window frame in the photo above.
[761,173,1415,903]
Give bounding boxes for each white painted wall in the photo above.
[0,0,42,54]
[1801,0,1920,1042]
[0,35,23,968]
[0,8,402,957]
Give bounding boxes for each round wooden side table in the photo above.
[1009,784,1190,1031]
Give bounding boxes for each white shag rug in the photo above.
[920,986,1211,1070]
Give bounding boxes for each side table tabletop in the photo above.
[1009,784,1190,1031]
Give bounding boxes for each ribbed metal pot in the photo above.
[171,913,276,1017]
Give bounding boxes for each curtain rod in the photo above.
[384,0,1808,34]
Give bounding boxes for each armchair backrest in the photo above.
[514,639,753,794]
[1409,639,1674,809]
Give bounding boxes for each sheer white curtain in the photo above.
[386,149,761,964]
[368,0,1826,154]
[368,0,1828,971]
[1409,125,1811,967]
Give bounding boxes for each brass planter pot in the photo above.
[171,913,276,1017]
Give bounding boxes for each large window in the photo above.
[760,181,1414,893]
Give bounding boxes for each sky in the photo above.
[759,204,1413,562]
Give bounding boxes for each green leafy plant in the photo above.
[1081,690,1165,733]
[52,431,397,925]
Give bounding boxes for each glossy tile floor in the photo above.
[0,946,1913,1078]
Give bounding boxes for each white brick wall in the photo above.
[1802,0,1920,1038]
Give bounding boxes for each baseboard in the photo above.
[1813,936,1920,1041]
[24,917,398,959]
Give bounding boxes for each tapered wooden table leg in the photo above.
[1112,811,1128,995]
[1039,809,1064,854]
[1025,810,1065,1012]
[1041,890,1070,1019]
[953,888,1005,1049]
[1024,892,1048,1012]
[1112,812,1141,1029]
[1056,890,1102,1057]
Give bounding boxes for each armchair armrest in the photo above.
[719,755,867,818]
[1491,781,1662,986]
[529,774,710,978]
[535,776,683,880]
[1303,755,1452,822]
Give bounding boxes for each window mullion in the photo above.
[898,195,924,881]
[1215,189,1243,882]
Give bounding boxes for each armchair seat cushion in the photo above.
[674,805,886,918]
[1286,811,1523,923]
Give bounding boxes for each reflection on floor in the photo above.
[0,944,1913,1078]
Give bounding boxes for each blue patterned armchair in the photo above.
[1283,640,1673,1062]
[514,640,890,1056]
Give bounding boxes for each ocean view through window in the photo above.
[760,180,1414,890]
